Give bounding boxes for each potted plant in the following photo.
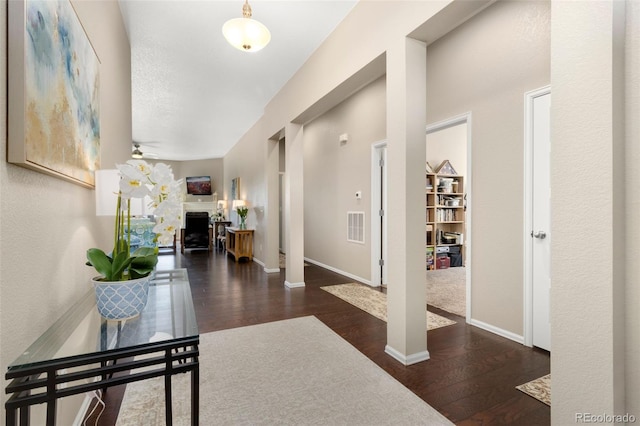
[87,160,182,320]
[237,206,248,229]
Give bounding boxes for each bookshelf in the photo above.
[426,172,465,270]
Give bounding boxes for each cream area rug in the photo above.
[516,374,551,406]
[320,283,456,330]
[116,316,453,425]
[427,266,466,317]
[279,252,309,269]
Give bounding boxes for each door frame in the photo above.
[371,140,387,287]
[523,85,551,347]
[426,112,473,321]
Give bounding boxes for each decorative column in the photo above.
[385,36,428,365]
[284,123,305,288]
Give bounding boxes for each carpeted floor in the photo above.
[516,374,551,406]
[426,266,466,317]
[320,283,456,330]
[115,316,453,425]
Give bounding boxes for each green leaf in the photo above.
[131,247,157,257]
[86,249,114,280]
[111,251,133,281]
[129,254,158,279]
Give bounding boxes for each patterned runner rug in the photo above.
[516,374,551,405]
[320,283,456,330]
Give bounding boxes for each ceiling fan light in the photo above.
[222,1,270,52]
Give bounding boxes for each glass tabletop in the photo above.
[8,269,198,370]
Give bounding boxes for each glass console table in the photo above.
[5,269,199,426]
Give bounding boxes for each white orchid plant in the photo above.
[87,160,182,281]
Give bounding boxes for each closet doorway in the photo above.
[426,113,472,320]
[370,140,388,287]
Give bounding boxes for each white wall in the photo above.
[426,0,550,336]
[626,0,640,417]
[304,77,386,282]
[426,123,467,178]
[551,0,629,421]
[164,158,224,204]
[0,0,131,421]
[223,121,270,259]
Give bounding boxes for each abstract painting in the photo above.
[231,177,240,201]
[8,0,100,188]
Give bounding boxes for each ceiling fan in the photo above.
[131,142,158,159]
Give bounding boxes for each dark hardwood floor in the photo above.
[87,249,550,425]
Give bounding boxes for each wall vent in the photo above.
[347,211,365,244]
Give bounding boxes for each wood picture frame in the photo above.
[8,0,101,188]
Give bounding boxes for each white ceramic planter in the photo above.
[92,275,151,320]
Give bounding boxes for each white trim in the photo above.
[468,318,524,345]
[370,140,387,288]
[304,257,371,286]
[523,85,551,348]
[426,112,472,322]
[384,345,430,365]
[253,257,281,274]
[284,280,305,288]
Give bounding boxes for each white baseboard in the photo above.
[252,257,280,273]
[303,257,371,286]
[285,280,305,288]
[385,345,430,365]
[468,318,524,345]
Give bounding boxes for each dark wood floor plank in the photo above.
[87,250,550,425]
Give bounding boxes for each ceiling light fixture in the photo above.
[132,143,143,159]
[222,0,271,52]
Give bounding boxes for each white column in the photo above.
[264,138,280,273]
[284,123,305,288]
[550,0,626,421]
[385,37,428,365]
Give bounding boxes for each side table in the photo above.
[5,269,199,426]
[225,228,254,262]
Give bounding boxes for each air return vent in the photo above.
[347,211,365,244]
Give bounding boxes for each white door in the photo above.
[532,91,551,351]
[371,141,387,287]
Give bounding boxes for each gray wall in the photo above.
[426,0,550,336]
[303,76,386,281]
[0,0,132,421]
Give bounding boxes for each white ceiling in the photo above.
[118,0,357,161]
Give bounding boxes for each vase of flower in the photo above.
[237,206,248,230]
[87,160,182,320]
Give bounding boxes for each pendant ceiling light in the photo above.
[222,0,271,52]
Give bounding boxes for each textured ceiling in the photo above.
[118,0,357,161]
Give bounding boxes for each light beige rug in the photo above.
[116,316,453,425]
[279,252,309,269]
[516,374,551,406]
[320,283,456,330]
[427,266,466,317]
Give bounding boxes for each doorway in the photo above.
[426,113,472,320]
[279,138,286,255]
[524,86,551,351]
[371,140,388,287]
